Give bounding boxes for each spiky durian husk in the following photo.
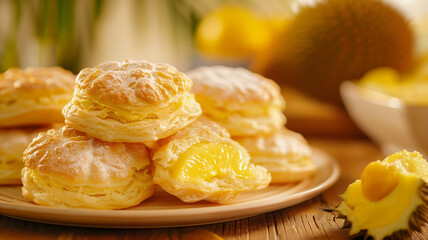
[332,183,428,240]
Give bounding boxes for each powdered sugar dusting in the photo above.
[188,66,283,103]
[75,59,192,105]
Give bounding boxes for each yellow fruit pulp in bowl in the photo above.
[172,143,254,182]
[358,64,428,105]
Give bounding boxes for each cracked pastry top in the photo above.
[62,59,202,142]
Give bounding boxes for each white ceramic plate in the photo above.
[0,147,339,228]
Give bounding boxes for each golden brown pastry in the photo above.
[234,128,316,183]
[63,60,202,142]
[0,127,50,185]
[22,126,154,209]
[0,67,75,127]
[152,118,271,203]
[187,66,286,136]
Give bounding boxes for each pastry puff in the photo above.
[234,128,316,183]
[0,67,75,127]
[63,60,202,142]
[22,126,154,209]
[152,118,271,203]
[0,127,51,185]
[187,66,286,136]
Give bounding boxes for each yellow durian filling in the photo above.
[0,156,22,180]
[0,154,23,168]
[359,67,428,106]
[172,143,254,182]
[76,94,191,122]
[361,161,399,202]
[0,94,72,111]
[383,150,428,183]
[196,95,280,119]
[201,104,275,119]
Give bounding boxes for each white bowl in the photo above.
[340,81,428,157]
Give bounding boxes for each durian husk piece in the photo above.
[333,175,428,240]
[337,183,428,240]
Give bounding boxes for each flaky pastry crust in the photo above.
[0,126,51,185]
[152,118,271,203]
[188,66,286,136]
[0,67,75,127]
[188,66,284,103]
[22,126,154,209]
[63,60,201,142]
[234,128,316,183]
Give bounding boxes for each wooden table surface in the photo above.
[4,136,427,240]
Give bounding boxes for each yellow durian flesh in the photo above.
[172,143,256,182]
[383,150,428,183]
[336,150,428,240]
[361,161,399,202]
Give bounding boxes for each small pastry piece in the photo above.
[234,128,316,183]
[0,67,75,127]
[22,126,154,209]
[187,66,286,136]
[152,119,271,203]
[0,127,50,185]
[63,60,202,142]
[335,150,428,240]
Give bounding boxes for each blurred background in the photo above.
[1,0,427,71]
[0,0,295,72]
[1,0,428,136]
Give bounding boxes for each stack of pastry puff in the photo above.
[14,60,317,209]
[21,60,271,209]
[0,67,75,185]
[188,66,317,183]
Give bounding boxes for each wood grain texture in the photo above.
[0,137,427,240]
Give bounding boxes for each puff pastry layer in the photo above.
[152,119,271,203]
[63,60,202,142]
[22,126,154,209]
[234,128,316,183]
[188,66,285,136]
[0,67,75,127]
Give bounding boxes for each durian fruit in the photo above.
[335,150,428,240]
[253,0,414,104]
